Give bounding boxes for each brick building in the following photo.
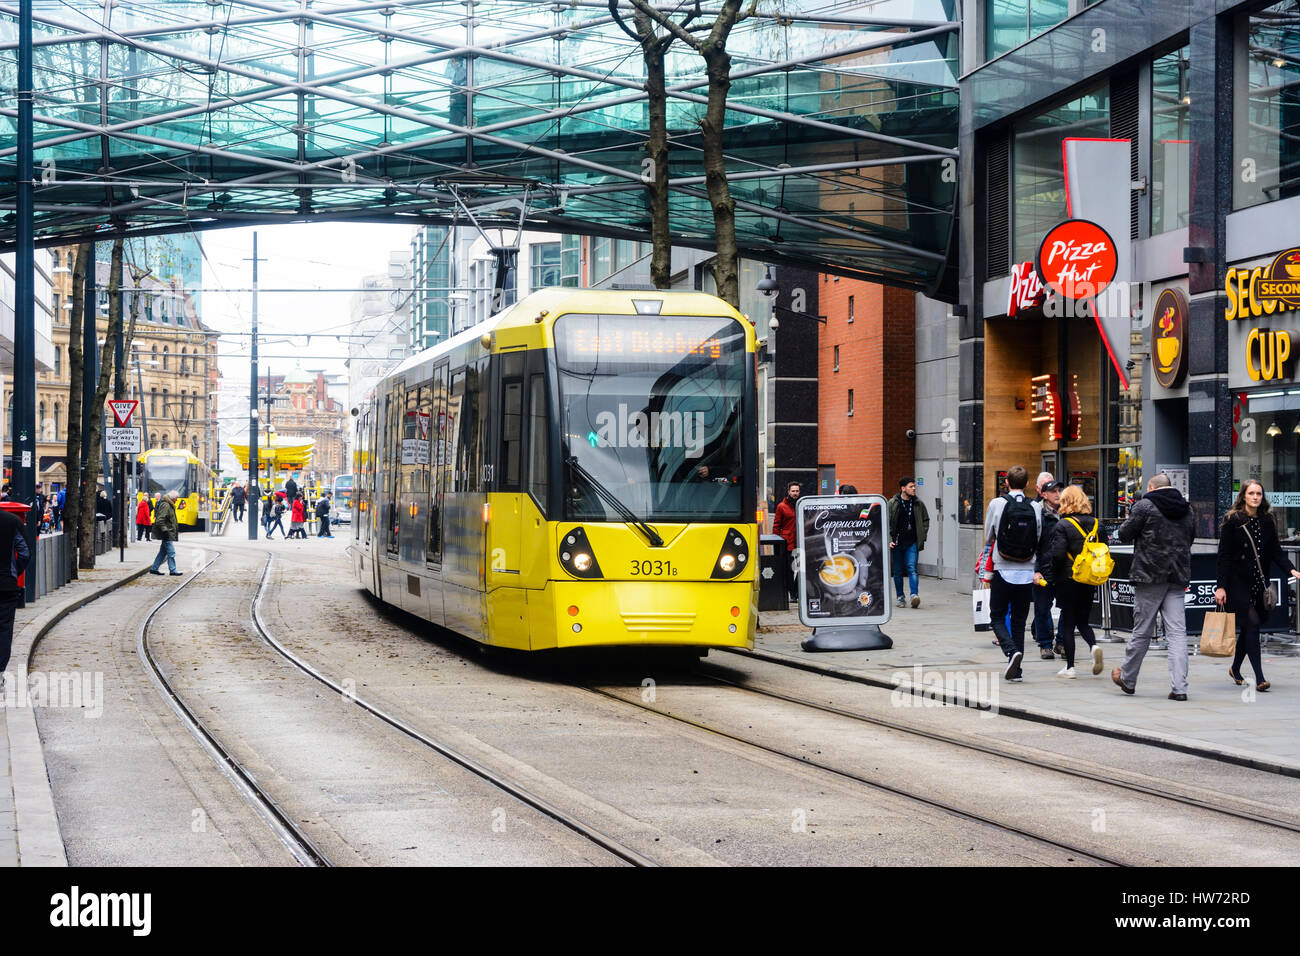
[815,276,917,499]
[256,364,348,482]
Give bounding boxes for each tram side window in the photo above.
[428,365,448,561]
[528,373,548,511]
[457,364,483,493]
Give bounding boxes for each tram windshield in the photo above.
[555,313,747,522]
[145,457,189,496]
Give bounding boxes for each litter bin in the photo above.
[759,534,789,611]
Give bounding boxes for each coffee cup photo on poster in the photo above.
[795,495,890,626]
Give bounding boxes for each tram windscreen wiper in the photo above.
[565,455,664,548]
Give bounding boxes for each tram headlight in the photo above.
[710,528,750,580]
[559,527,603,579]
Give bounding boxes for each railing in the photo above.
[208,494,233,536]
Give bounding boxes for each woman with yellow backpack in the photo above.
[1043,485,1112,678]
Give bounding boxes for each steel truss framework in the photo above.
[2,0,959,291]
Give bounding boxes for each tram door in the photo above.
[383,380,402,559]
[486,351,528,645]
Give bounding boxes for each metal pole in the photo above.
[248,231,260,539]
[16,0,37,600]
[115,277,125,561]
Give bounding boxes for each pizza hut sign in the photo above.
[1007,261,1046,317]
[1036,219,1119,301]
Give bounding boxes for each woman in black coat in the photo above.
[1214,480,1300,691]
[1043,485,1108,678]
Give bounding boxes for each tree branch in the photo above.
[628,0,702,50]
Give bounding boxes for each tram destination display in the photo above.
[796,495,891,628]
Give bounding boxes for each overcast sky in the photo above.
[200,222,417,474]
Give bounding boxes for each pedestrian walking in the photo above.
[1042,485,1107,678]
[0,505,31,691]
[982,465,1042,681]
[772,480,802,602]
[888,477,929,608]
[1032,476,1064,659]
[230,482,246,522]
[266,494,287,539]
[1214,480,1300,693]
[136,492,153,541]
[316,492,333,537]
[95,488,114,522]
[1113,472,1197,699]
[284,474,299,506]
[148,491,183,576]
[289,493,306,539]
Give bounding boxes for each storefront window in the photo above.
[1234,1,1300,210]
[1012,86,1110,263]
[1232,391,1300,538]
[1151,47,1191,234]
[986,0,1069,61]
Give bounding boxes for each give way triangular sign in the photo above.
[109,400,138,427]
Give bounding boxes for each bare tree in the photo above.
[63,240,91,578]
[609,2,697,289]
[629,0,752,307]
[77,239,127,568]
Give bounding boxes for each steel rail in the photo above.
[719,645,1300,779]
[694,660,1300,836]
[134,551,333,867]
[579,684,1127,867]
[248,553,655,867]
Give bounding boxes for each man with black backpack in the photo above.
[982,465,1042,681]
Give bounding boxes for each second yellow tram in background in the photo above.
[352,288,760,651]
[139,448,213,529]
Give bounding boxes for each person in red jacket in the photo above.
[135,492,153,541]
[772,481,802,602]
[289,493,307,539]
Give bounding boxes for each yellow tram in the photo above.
[139,448,212,528]
[352,288,759,651]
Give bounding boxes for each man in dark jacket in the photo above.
[0,505,31,689]
[1113,473,1196,699]
[284,475,299,506]
[148,491,183,576]
[230,482,246,522]
[887,477,930,608]
[315,492,333,538]
[1032,479,1064,658]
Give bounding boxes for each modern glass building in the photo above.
[957,0,1300,547]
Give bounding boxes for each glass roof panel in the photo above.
[2,0,959,292]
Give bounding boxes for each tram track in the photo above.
[722,645,1300,778]
[247,552,655,867]
[573,655,1300,866]
[577,683,1130,867]
[692,659,1300,836]
[134,551,332,867]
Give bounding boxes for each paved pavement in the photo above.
[1,537,156,867]
[755,578,1300,774]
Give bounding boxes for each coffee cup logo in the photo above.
[1258,248,1300,310]
[1151,287,1188,389]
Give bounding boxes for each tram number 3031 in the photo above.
[630,560,677,577]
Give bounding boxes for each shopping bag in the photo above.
[1199,611,1237,657]
[972,588,992,632]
